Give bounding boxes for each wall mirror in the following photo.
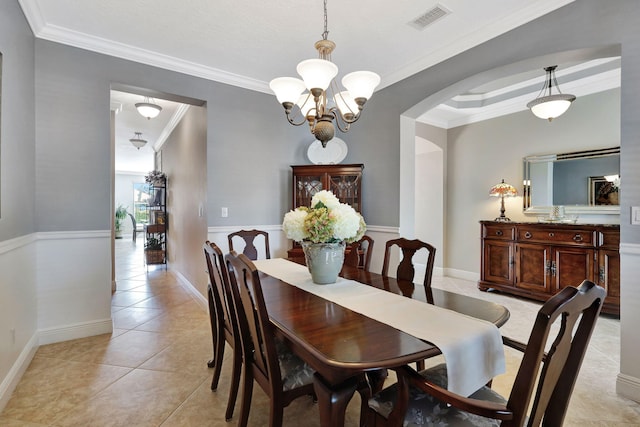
[523,146,620,215]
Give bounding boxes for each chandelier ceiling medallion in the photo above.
[269,0,380,147]
[129,131,147,150]
[135,97,162,120]
[526,65,576,122]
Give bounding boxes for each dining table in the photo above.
[253,258,510,427]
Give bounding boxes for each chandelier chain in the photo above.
[322,0,329,40]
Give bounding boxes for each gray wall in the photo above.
[0,0,36,240]
[161,105,209,296]
[553,155,620,205]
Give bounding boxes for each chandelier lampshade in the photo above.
[129,131,147,150]
[526,66,576,121]
[489,179,518,222]
[135,97,162,120]
[269,0,380,147]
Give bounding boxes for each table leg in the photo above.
[313,373,358,427]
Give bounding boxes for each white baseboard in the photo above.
[443,268,480,282]
[616,373,640,403]
[38,319,113,346]
[0,333,39,412]
[175,272,208,312]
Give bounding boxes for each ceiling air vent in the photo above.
[409,4,451,30]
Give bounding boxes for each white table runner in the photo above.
[253,258,505,397]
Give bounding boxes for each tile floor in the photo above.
[1,238,639,426]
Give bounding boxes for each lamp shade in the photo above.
[334,91,359,119]
[129,132,147,150]
[527,94,575,121]
[296,93,316,117]
[296,59,338,91]
[489,179,517,197]
[269,77,307,105]
[341,71,380,101]
[135,102,162,119]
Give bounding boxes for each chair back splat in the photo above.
[228,229,271,260]
[344,235,375,271]
[382,238,436,300]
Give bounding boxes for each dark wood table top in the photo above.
[260,262,510,384]
[258,260,510,427]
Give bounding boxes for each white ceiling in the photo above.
[21,0,612,172]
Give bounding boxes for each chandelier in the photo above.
[135,97,162,120]
[526,66,576,121]
[269,0,380,147]
[129,131,147,150]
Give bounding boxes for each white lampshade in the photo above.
[334,91,359,118]
[296,93,316,117]
[341,71,380,101]
[296,59,338,91]
[528,94,575,121]
[135,102,162,119]
[269,77,307,104]
[129,132,147,150]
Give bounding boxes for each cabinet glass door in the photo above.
[294,174,323,208]
[329,174,361,212]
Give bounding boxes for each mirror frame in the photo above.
[523,146,620,216]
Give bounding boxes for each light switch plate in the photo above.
[632,206,640,225]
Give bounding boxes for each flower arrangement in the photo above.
[283,190,366,244]
[145,170,166,184]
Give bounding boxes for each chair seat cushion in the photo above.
[276,340,315,391]
[368,364,506,427]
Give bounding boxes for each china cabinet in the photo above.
[287,164,363,260]
[479,220,619,315]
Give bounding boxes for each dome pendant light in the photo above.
[135,97,162,120]
[526,66,576,122]
[129,131,147,150]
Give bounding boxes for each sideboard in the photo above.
[479,220,619,315]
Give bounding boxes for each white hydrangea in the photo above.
[330,203,361,241]
[282,208,309,242]
[311,190,340,210]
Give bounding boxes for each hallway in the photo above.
[0,238,637,425]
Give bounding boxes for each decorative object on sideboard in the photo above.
[129,131,147,150]
[135,96,162,119]
[489,179,518,222]
[526,65,576,121]
[268,0,380,147]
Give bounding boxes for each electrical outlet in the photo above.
[221,207,228,218]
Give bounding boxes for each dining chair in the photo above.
[228,229,271,260]
[367,280,606,427]
[203,241,242,421]
[225,251,316,427]
[382,238,436,302]
[344,235,374,271]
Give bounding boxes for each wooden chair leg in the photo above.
[237,366,254,427]
[225,345,242,421]
[210,337,226,391]
[269,398,285,427]
[356,374,372,427]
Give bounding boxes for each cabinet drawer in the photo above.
[483,224,514,240]
[516,227,594,246]
[599,229,620,249]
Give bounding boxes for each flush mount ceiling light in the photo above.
[129,131,147,150]
[526,65,576,122]
[135,97,162,120]
[269,0,380,147]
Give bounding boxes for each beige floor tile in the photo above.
[69,330,172,368]
[0,417,48,426]
[2,358,131,424]
[111,290,154,307]
[111,306,164,329]
[52,369,205,427]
